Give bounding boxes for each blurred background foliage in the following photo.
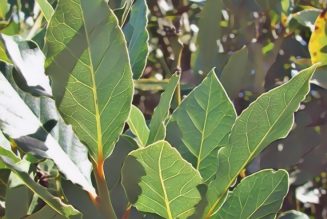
[0,0,327,218]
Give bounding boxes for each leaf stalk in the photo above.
[93,160,117,219]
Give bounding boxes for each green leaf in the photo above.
[193,0,228,74]
[61,179,102,219]
[204,65,317,217]
[311,66,327,89]
[35,0,54,22]
[220,47,251,100]
[0,158,81,219]
[45,0,134,162]
[167,70,236,181]
[290,9,320,28]
[147,74,180,145]
[278,210,310,219]
[0,0,8,20]
[0,72,96,196]
[112,0,133,24]
[127,105,149,147]
[104,135,138,217]
[105,134,139,189]
[1,20,20,36]
[0,146,19,169]
[123,0,149,79]
[215,169,289,219]
[0,39,12,64]
[122,140,202,219]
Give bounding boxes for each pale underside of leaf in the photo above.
[1,34,52,96]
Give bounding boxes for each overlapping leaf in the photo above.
[168,70,236,181]
[290,9,320,29]
[45,0,134,162]
[215,170,288,219]
[1,34,52,96]
[193,0,228,74]
[204,65,317,217]
[122,140,202,219]
[147,74,179,144]
[0,72,96,196]
[123,0,149,79]
[2,64,93,183]
[127,105,149,147]
[220,47,250,100]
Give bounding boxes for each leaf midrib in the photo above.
[206,80,308,218]
[79,2,103,162]
[196,77,212,169]
[158,144,173,219]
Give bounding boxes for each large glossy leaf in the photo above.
[147,74,180,144]
[0,158,81,219]
[167,70,236,181]
[204,65,317,217]
[0,72,96,196]
[215,169,288,219]
[127,105,149,147]
[123,0,149,79]
[45,0,134,162]
[122,140,202,219]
